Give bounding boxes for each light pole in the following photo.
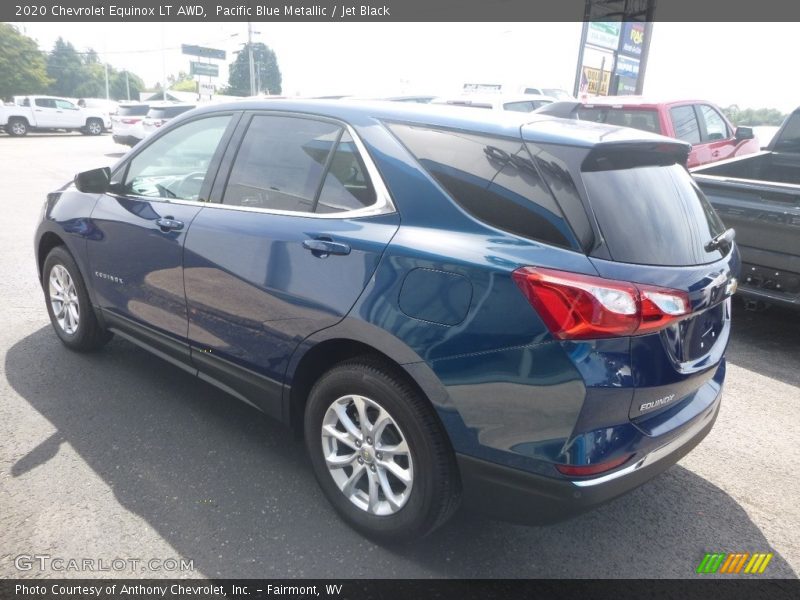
[247,22,256,96]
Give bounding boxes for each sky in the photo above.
[11,21,800,112]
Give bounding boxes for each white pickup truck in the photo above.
[1,95,110,137]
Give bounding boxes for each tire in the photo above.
[85,118,103,136]
[43,246,112,351]
[7,118,28,137]
[305,357,461,541]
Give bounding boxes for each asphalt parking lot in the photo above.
[0,133,798,579]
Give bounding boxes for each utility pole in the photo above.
[247,22,256,96]
[104,62,110,100]
[125,71,130,101]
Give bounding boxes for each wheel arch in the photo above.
[37,231,66,284]
[285,334,451,440]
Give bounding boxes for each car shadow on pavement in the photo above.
[4,326,796,579]
[727,302,800,388]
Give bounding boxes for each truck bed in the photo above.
[693,151,800,309]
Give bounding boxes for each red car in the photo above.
[551,97,760,168]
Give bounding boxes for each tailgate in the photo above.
[695,177,800,257]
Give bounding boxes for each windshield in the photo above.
[583,164,727,266]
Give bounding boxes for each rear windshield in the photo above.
[118,105,149,117]
[583,164,727,266]
[577,107,662,135]
[148,106,194,119]
[772,111,800,152]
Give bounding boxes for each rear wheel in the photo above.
[7,118,28,136]
[43,246,112,351]
[85,118,103,136]
[305,358,460,541]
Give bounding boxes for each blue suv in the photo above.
[35,100,738,540]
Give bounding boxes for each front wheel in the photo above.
[305,358,460,541]
[43,246,112,351]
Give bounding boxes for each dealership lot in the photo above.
[0,134,798,578]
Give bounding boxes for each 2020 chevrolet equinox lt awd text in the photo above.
[35,100,738,541]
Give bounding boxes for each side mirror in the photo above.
[735,126,755,141]
[74,167,110,194]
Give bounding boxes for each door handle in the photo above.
[303,239,351,256]
[156,217,184,232]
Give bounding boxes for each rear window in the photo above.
[772,111,800,152]
[583,164,727,266]
[387,123,578,249]
[118,105,149,117]
[577,107,661,134]
[148,106,194,119]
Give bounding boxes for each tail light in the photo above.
[121,118,140,124]
[512,267,690,340]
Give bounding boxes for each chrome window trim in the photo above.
[118,119,395,220]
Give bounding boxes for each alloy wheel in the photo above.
[49,264,80,335]
[321,394,414,516]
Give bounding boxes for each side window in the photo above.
[503,101,536,113]
[35,98,56,108]
[670,105,701,144]
[223,115,342,212]
[122,115,232,201]
[316,132,376,213]
[55,99,76,110]
[387,123,577,249]
[698,105,729,141]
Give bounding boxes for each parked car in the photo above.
[692,107,800,310]
[111,103,150,147]
[35,100,737,540]
[1,95,109,136]
[78,98,119,126]
[431,93,555,113]
[140,103,196,139]
[521,86,574,100]
[538,97,759,168]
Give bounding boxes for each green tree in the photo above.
[110,71,145,101]
[227,42,282,96]
[46,38,89,97]
[723,105,786,126]
[0,24,51,98]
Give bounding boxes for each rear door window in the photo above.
[670,105,701,144]
[222,117,379,214]
[388,123,578,249]
[583,163,726,266]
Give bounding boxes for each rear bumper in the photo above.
[457,391,720,525]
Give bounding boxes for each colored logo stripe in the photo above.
[697,552,773,574]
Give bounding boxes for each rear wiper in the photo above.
[704,228,735,252]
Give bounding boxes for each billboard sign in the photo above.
[620,22,646,57]
[190,61,219,77]
[615,55,640,78]
[585,21,621,50]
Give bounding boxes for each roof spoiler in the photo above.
[582,141,691,171]
[533,101,581,118]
